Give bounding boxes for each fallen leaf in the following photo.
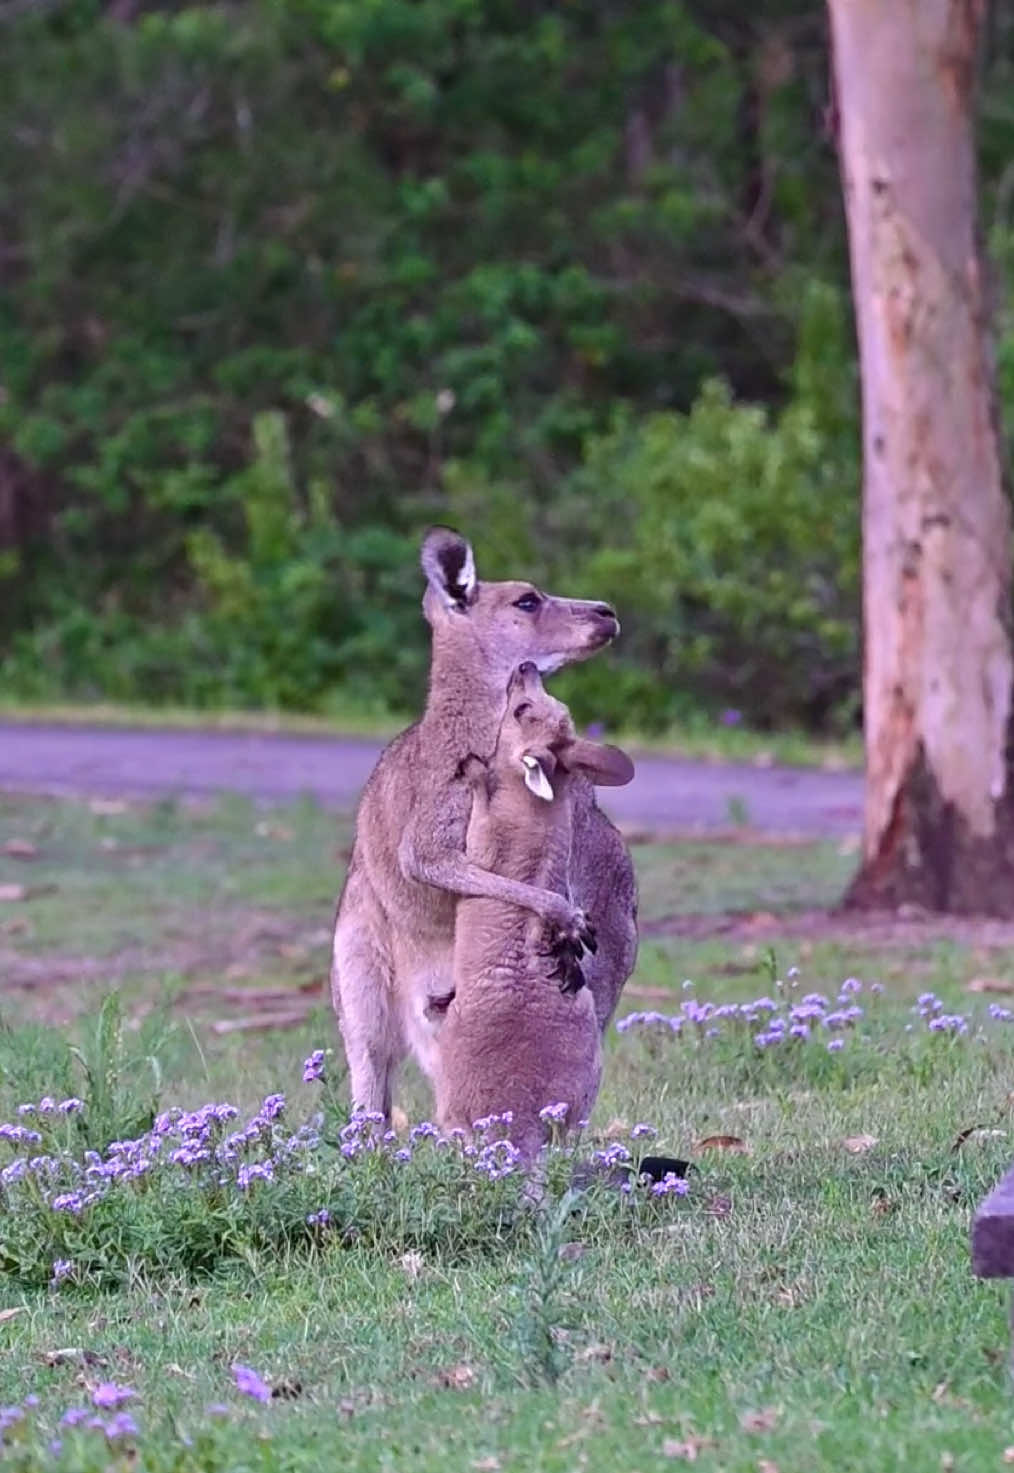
[0,884,27,903]
[473,1459,500,1471]
[662,1435,714,1460]
[1002,1448,1014,1464]
[952,1124,1005,1151]
[704,1195,733,1218]
[254,821,294,842]
[391,1107,410,1136]
[758,1462,780,1473]
[42,1348,102,1367]
[605,1118,629,1139]
[576,1342,613,1364]
[211,1009,314,1034]
[740,1407,779,1433]
[842,1134,878,1154]
[695,1135,748,1154]
[743,911,779,932]
[0,1307,26,1323]
[436,1363,476,1391]
[1,840,38,859]
[400,1251,424,1279]
[967,977,1014,994]
[559,1241,586,1262]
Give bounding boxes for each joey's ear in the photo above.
[561,739,634,788]
[420,526,477,611]
[521,753,555,802]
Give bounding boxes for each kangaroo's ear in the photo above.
[521,753,555,802]
[561,739,634,788]
[421,526,477,611]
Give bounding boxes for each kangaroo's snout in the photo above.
[582,602,620,645]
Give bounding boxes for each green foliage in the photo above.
[0,2,1012,728]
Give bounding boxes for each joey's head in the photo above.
[419,526,619,686]
[497,662,635,804]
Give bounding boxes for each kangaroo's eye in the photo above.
[513,702,532,720]
[513,591,541,613]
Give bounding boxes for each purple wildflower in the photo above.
[393,1148,412,1162]
[232,1363,272,1404]
[236,1161,274,1190]
[928,1013,969,1035]
[258,1093,286,1121]
[0,1124,42,1145]
[630,1123,657,1140]
[650,1172,690,1197]
[51,1191,86,1213]
[538,1102,570,1126]
[302,1049,326,1084]
[51,1258,74,1284]
[61,1408,89,1427]
[58,1098,84,1114]
[38,1097,55,1114]
[827,1038,845,1053]
[474,1140,521,1180]
[306,1209,330,1227]
[411,1121,439,1141]
[721,708,742,727]
[91,1384,135,1410]
[103,1411,139,1439]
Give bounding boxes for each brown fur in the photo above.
[435,664,633,1160]
[330,528,638,1119]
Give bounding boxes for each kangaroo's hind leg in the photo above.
[331,864,405,1121]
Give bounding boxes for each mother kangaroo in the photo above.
[330,527,637,1119]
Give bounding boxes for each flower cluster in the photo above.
[612,974,997,1055]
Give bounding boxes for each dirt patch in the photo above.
[0,911,331,994]
[642,906,1014,948]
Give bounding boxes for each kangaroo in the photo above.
[435,663,635,1162]
[331,526,638,1120]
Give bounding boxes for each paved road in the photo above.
[0,722,865,836]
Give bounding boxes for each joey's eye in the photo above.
[513,702,532,720]
[513,591,541,613]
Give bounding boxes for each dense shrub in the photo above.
[0,1,1011,727]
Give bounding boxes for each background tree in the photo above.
[828,0,1014,912]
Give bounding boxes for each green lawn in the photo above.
[1,793,1013,1472]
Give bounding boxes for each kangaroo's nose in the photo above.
[593,604,617,621]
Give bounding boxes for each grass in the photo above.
[2,792,1014,1471]
[0,697,863,770]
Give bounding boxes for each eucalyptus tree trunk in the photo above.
[828,0,1014,912]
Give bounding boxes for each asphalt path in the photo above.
[0,722,864,837]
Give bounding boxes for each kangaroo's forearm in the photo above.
[404,849,564,923]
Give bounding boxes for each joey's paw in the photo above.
[549,951,587,996]
[549,909,596,958]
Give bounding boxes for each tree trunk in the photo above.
[828,0,1014,913]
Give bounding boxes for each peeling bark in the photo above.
[828,0,1014,914]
